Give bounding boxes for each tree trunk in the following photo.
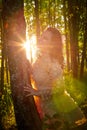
[35,0,40,42]
[80,0,87,79]
[48,0,51,25]
[63,0,70,71]
[2,0,42,130]
[68,0,79,78]
[80,29,87,79]
[0,9,4,130]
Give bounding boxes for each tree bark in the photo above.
[35,0,40,41]
[2,0,42,130]
[63,0,70,71]
[0,8,4,130]
[80,0,87,79]
[68,0,79,78]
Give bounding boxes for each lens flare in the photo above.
[24,35,37,63]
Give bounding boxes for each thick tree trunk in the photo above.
[68,0,79,78]
[2,0,42,130]
[80,1,87,79]
[80,31,87,79]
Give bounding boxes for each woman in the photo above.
[25,27,86,129]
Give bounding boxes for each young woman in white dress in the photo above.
[25,27,86,130]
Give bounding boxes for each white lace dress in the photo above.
[32,54,63,114]
[32,53,86,128]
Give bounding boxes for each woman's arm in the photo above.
[24,84,52,98]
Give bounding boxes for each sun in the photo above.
[24,35,37,63]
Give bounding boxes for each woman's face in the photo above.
[38,30,53,48]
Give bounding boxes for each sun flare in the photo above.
[23,36,40,113]
[24,35,37,63]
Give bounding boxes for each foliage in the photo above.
[0,84,11,114]
[64,72,87,106]
[0,84,16,129]
[24,0,64,34]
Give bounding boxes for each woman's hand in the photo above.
[24,84,38,96]
[24,84,52,98]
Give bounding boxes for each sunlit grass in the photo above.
[52,78,77,113]
[51,73,87,114]
[64,74,87,105]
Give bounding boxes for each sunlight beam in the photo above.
[23,35,37,63]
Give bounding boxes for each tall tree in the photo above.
[0,3,4,129]
[68,0,80,78]
[63,0,70,71]
[34,0,40,41]
[80,0,87,79]
[2,0,42,130]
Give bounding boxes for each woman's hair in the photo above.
[39,27,64,67]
